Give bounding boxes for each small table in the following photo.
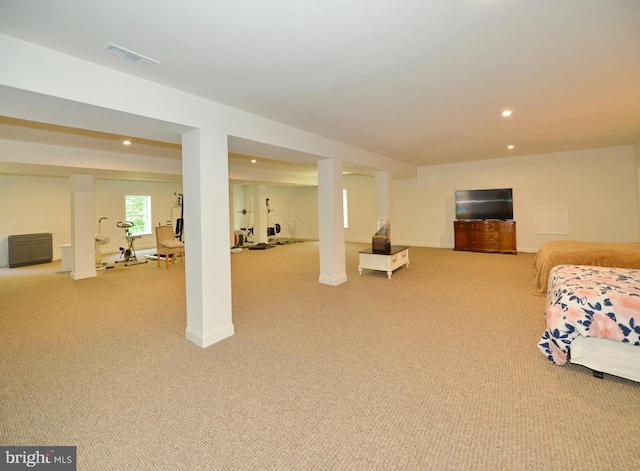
[358,246,410,279]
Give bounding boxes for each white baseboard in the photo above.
[319,274,348,286]
[70,269,97,280]
[185,324,234,348]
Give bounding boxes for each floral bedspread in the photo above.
[538,265,640,365]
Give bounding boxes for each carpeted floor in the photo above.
[1,242,639,470]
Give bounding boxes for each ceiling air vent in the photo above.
[103,43,159,69]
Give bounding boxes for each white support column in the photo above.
[255,185,269,244]
[375,170,394,242]
[229,184,235,247]
[182,128,234,348]
[246,185,268,244]
[231,184,245,233]
[243,188,256,241]
[317,158,347,286]
[70,174,97,280]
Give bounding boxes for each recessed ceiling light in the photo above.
[251,159,256,163]
[502,110,512,117]
[123,140,131,146]
[507,145,514,150]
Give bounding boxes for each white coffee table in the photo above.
[358,246,410,279]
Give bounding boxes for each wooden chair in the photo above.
[155,225,184,268]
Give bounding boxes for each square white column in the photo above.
[317,158,347,286]
[70,174,97,280]
[182,128,234,348]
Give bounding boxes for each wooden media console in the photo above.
[453,220,517,254]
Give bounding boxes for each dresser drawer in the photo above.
[469,221,498,232]
[470,231,498,240]
[470,239,500,250]
[391,248,409,270]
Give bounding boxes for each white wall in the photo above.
[343,175,378,243]
[264,186,319,240]
[394,145,638,252]
[0,175,182,267]
[233,185,319,240]
[0,175,70,267]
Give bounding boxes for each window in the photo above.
[343,189,349,229]
[125,195,152,235]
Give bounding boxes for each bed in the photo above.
[531,240,640,296]
[537,264,640,382]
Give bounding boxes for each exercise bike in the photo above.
[116,221,148,266]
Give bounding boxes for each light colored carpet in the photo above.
[1,243,639,470]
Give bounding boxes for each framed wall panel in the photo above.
[535,206,569,235]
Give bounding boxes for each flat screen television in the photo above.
[455,188,513,220]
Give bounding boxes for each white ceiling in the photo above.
[1,0,640,175]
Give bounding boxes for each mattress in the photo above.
[531,240,640,295]
[570,336,640,382]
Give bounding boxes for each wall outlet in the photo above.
[9,219,16,225]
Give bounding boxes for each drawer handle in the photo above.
[391,257,397,263]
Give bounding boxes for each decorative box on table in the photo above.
[372,218,391,254]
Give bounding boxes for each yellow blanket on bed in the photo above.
[532,240,640,296]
